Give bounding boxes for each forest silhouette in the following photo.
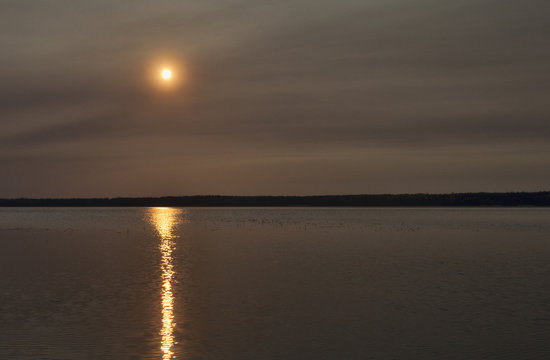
[1,192,549,207]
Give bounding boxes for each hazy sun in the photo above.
[148,56,184,91]
[161,69,172,80]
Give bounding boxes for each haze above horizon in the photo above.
[1,0,549,197]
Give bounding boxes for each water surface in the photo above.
[1,207,549,359]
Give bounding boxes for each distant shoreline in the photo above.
[1,192,549,207]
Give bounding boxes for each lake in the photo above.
[1,207,549,359]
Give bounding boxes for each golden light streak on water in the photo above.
[150,207,183,360]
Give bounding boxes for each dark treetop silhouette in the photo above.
[1,192,549,207]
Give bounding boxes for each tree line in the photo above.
[0,192,549,207]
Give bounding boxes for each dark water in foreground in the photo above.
[1,207,549,359]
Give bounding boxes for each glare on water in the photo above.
[150,207,183,360]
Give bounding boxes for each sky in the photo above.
[1,0,549,197]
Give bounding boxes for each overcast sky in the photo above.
[1,0,549,197]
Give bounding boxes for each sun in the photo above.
[161,69,172,80]
[147,56,184,91]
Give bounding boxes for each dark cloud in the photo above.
[2,116,116,146]
[0,0,549,196]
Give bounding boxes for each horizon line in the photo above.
[1,191,549,207]
[2,190,550,200]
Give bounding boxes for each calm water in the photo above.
[1,207,549,359]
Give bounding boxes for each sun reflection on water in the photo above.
[150,207,183,360]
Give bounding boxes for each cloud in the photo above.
[0,0,549,196]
